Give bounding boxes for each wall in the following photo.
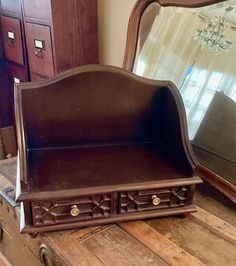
[97,0,137,67]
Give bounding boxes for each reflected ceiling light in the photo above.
[194,6,233,54]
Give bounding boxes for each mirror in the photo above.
[124,0,236,203]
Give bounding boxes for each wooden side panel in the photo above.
[0,66,12,127]
[51,0,98,73]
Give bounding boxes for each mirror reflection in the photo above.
[133,1,236,185]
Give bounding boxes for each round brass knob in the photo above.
[70,205,80,217]
[152,195,161,206]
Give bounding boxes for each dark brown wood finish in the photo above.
[22,0,99,77]
[15,65,201,234]
[0,15,24,65]
[25,23,54,77]
[0,0,98,129]
[0,66,12,128]
[7,61,27,83]
[30,72,48,82]
[0,0,29,128]
[123,0,236,203]
[2,63,28,126]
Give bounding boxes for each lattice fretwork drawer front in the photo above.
[119,186,189,214]
[32,194,112,226]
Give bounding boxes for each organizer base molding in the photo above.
[19,179,200,234]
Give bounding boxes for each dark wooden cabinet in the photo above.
[0,0,28,127]
[0,0,98,126]
[15,65,201,234]
[22,0,98,78]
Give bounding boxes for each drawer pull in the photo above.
[35,49,44,58]
[70,205,80,217]
[152,195,161,206]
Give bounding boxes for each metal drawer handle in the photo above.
[0,187,20,208]
[35,49,44,58]
[70,205,80,217]
[152,195,161,206]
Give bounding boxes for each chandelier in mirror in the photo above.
[194,6,233,54]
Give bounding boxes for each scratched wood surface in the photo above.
[0,158,236,266]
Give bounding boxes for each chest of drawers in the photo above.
[0,0,98,126]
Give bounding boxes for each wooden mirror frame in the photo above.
[123,0,236,203]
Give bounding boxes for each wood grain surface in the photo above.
[0,159,236,266]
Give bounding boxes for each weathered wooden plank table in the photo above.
[0,158,236,266]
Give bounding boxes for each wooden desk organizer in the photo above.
[15,65,202,234]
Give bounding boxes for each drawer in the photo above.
[7,63,28,83]
[25,23,54,77]
[30,72,48,82]
[32,194,112,226]
[22,0,51,20]
[1,0,21,14]
[1,16,24,65]
[119,186,189,214]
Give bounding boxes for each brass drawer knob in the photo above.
[152,195,161,206]
[70,205,80,217]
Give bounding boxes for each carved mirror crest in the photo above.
[124,0,236,202]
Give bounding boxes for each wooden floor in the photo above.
[0,158,236,266]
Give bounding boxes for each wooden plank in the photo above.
[42,231,104,266]
[147,216,236,266]
[82,224,168,266]
[0,199,42,266]
[195,184,236,227]
[67,226,104,241]
[0,157,16,167]
[191,206,236,246]
[0,127,17,158]
[120,221,204,266]
[0,252,12,266]
[0,157,17,184]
